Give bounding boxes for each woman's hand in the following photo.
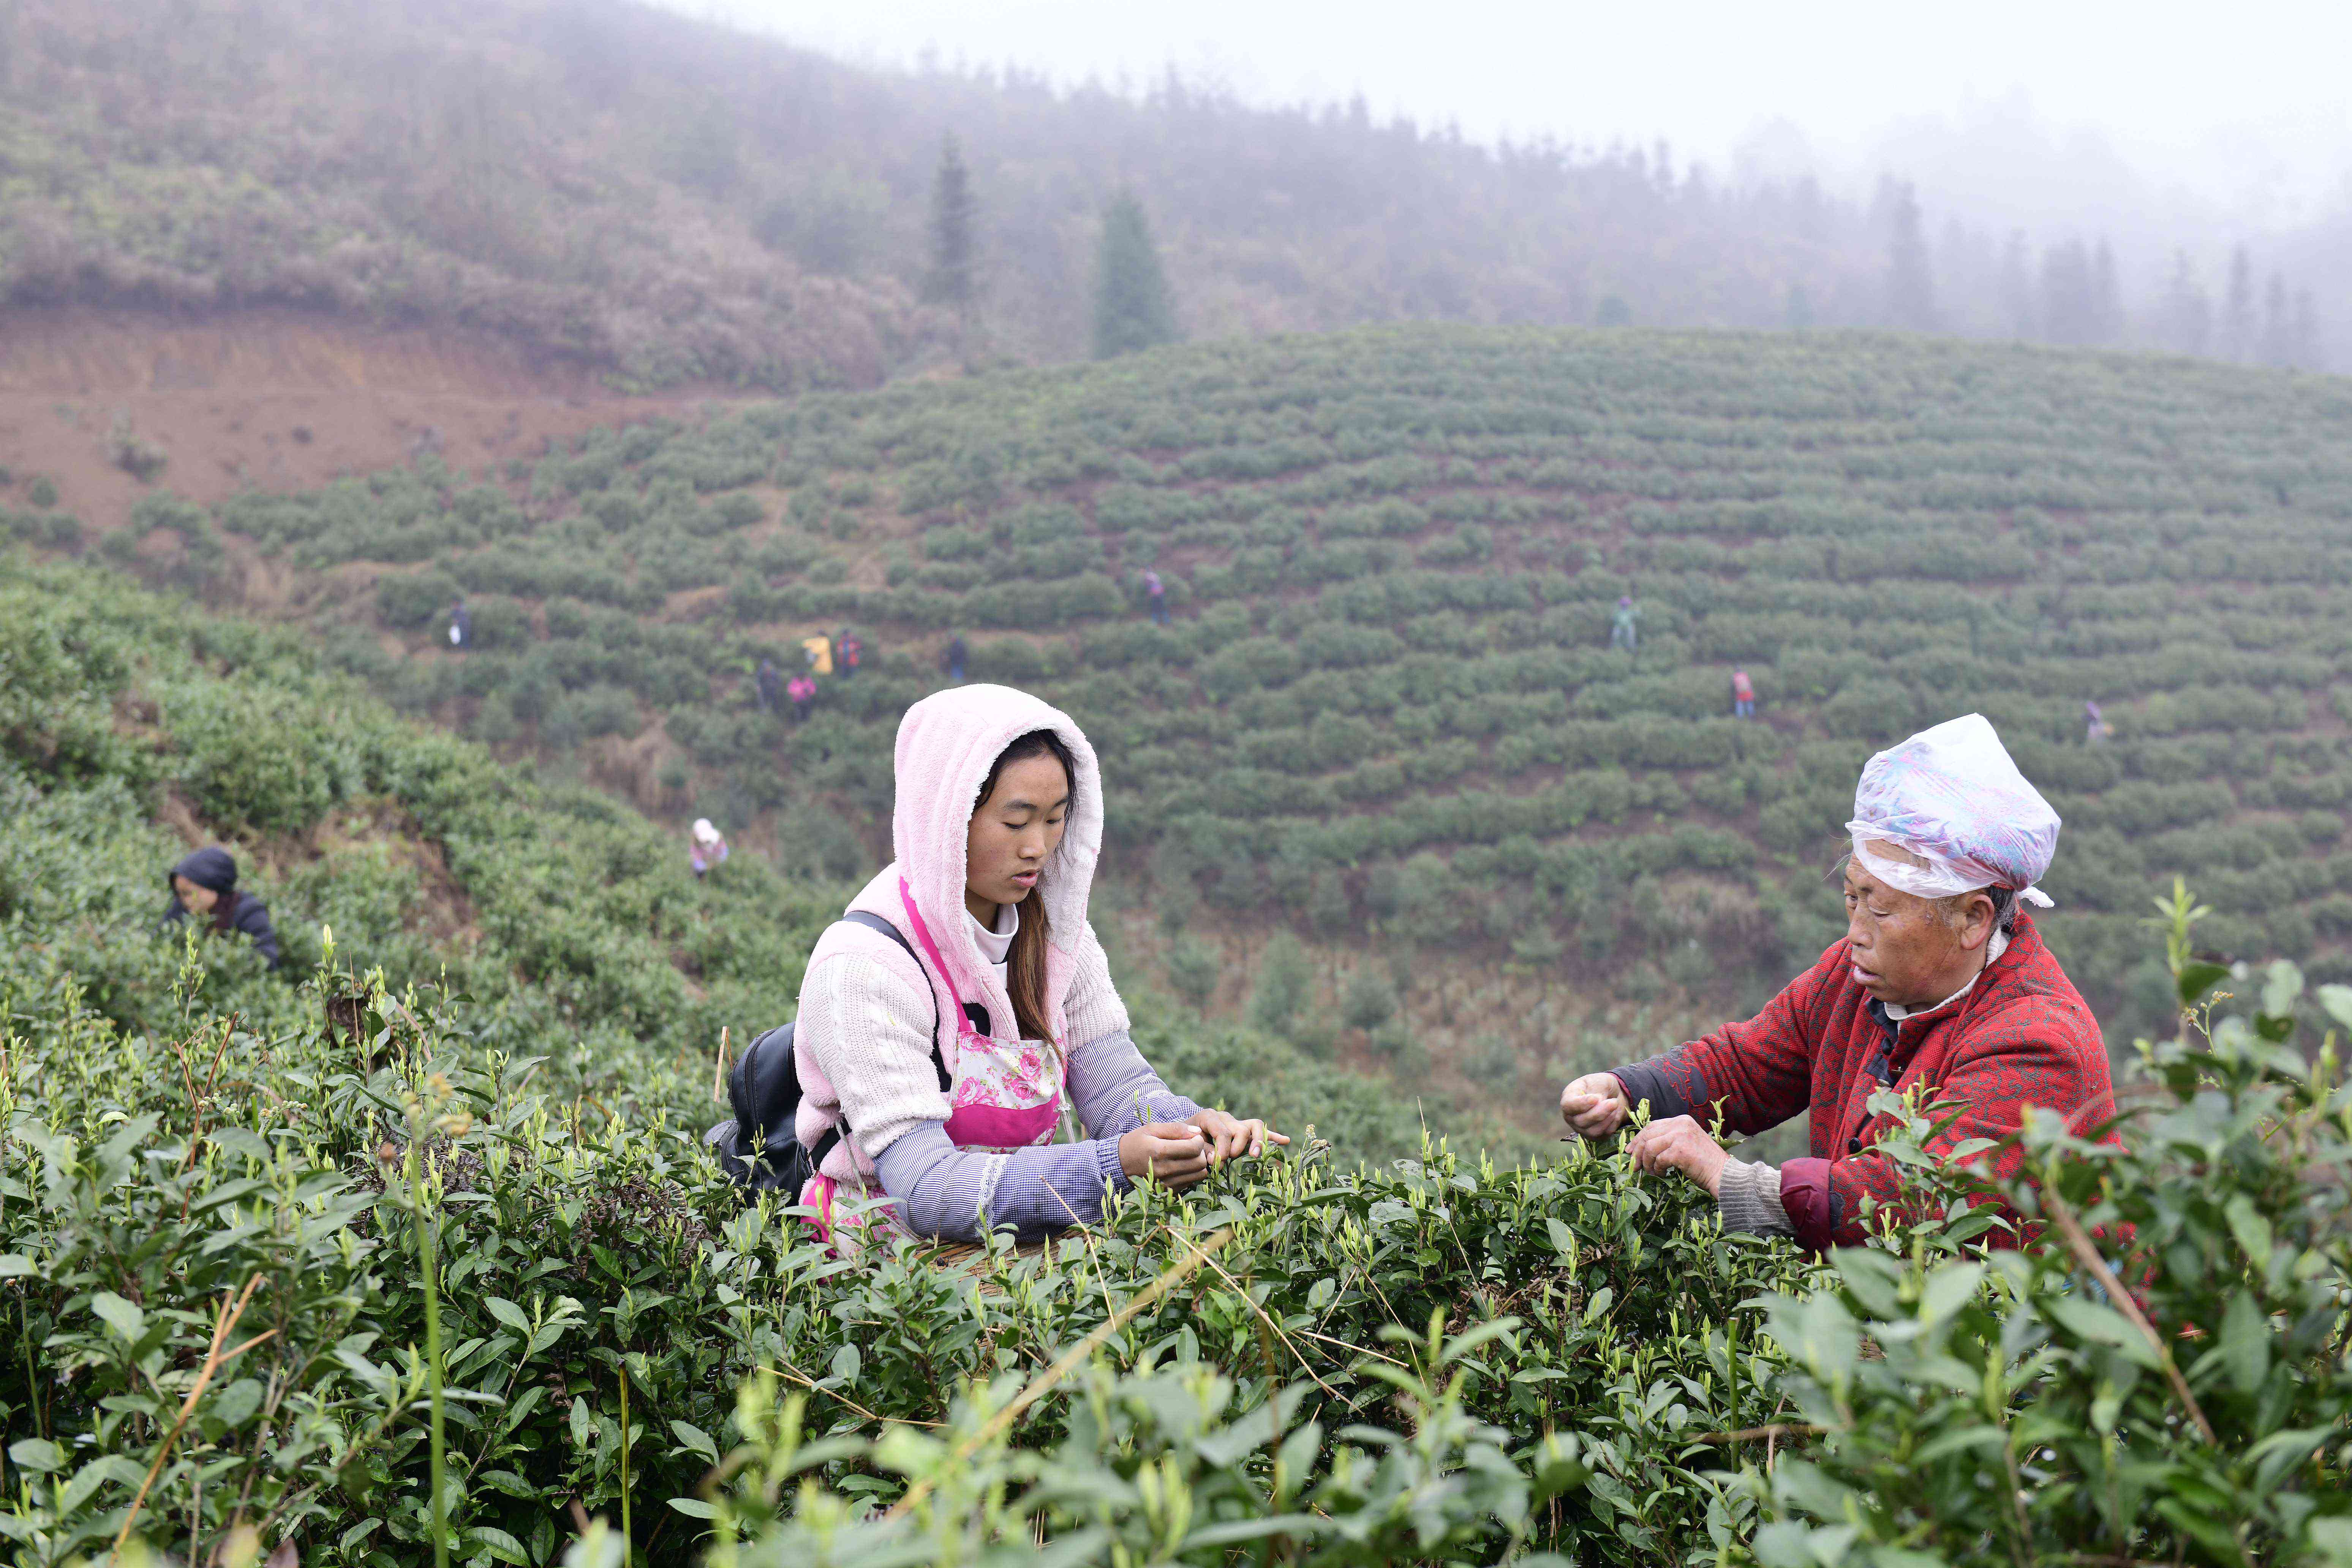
[1120,1122,1213,1188]
[1627,1115,1730,1197]
[1559,1073,1630,1138]
[1185,1108,1290,1164]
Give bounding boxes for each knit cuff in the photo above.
[1095,1135,1133,1195]
[1715,1157,1794,1237]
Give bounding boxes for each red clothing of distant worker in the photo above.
[1731,670,1755,702]
[1610,910,2110,1251]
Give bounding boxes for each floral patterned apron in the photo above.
[804,877,1064,1245]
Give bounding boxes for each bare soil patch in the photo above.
[0,306,755,532]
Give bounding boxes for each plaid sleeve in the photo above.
[1612,940,1837,1135]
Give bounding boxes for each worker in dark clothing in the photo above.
[1143,569,1168,626]
[449,601,472,650]
[162,847,281,970]
[756,657,784,713]
[943,633,968,683]
[838,629,865,679]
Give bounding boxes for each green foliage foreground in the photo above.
[3,555,2350,1567]
[697,955,2352,1568]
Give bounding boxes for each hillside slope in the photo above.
[7,550,1769,1568]
[0,549,1431,1156]
[0,305,737,538]
[0,0,931,391]
[57,325,2352,1063]
[0,0,1945,386]
[5,554,2344,1568]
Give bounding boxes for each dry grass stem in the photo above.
[112,1277,272,1555]
[2041,1192,2218,1446]
[882,1226,1235,1521]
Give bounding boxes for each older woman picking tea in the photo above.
[1559,714,2112,1251]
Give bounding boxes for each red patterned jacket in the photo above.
[1609,912,2112,1251]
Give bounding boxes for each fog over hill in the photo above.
[712,0,2352,362]
[3,0,2339,388]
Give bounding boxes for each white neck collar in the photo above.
[967,902,1018,965]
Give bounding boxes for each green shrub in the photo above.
[1246,929,1312,1035]
[130,327,2352,1027]
[544,597,591,638]
[377,569,461,628]
[466,594,535,650]
[1339,964,1398,1031]
[1165,933,1220,1010]
[573,682,641,738]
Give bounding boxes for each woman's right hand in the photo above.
[1559,1073,1630,1138]
[1120,1122,1212,1188]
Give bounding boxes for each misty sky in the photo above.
[672,0,2352,227]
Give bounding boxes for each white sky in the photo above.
[670,0,2352,224]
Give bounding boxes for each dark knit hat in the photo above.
[167,846,239,893]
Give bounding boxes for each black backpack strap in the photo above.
[841,908,919,961]
[837,910,952,1091]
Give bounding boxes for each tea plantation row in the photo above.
[3,556,2347,1566]
[65,326,2352,1039]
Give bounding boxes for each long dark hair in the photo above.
[975,729,1075,1043]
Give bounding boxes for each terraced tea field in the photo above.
[5,334,2350,1568]
[48,325,2352,1045]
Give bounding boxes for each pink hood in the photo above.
[861,683,1103,1047]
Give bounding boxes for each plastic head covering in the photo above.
[691,818,720,845]
[1846,713,2058,909]
[1617,595,1632,607]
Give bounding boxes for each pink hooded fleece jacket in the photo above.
[791,684,1201,1242]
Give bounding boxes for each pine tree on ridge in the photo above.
[1091,189,1179,360]
[924,133,981,366]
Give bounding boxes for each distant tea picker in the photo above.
[161,846,281,971]
[1560,714,2113,1250]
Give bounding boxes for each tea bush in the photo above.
[0,554,1484,1564]
[669,903,2351,1568]
[180,329,2352,1044]
[16,436,2352,1566]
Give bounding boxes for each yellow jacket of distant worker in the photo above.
[801,635,834,675]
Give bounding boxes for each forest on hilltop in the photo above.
[0,0,2335,390]
[19,324,2352,1108]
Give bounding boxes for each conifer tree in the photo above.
[2223,245,2256,361]
[2160,249,2211,356]
[2291,287,2322,370]
[2260,270,2294,367]
[1881,179,1935,330]
[1091,189,1178,359]
[2089,237,2120,344]
[924,134,980,359]
[2039,240,2095,345]
[1999,229,2036,338]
